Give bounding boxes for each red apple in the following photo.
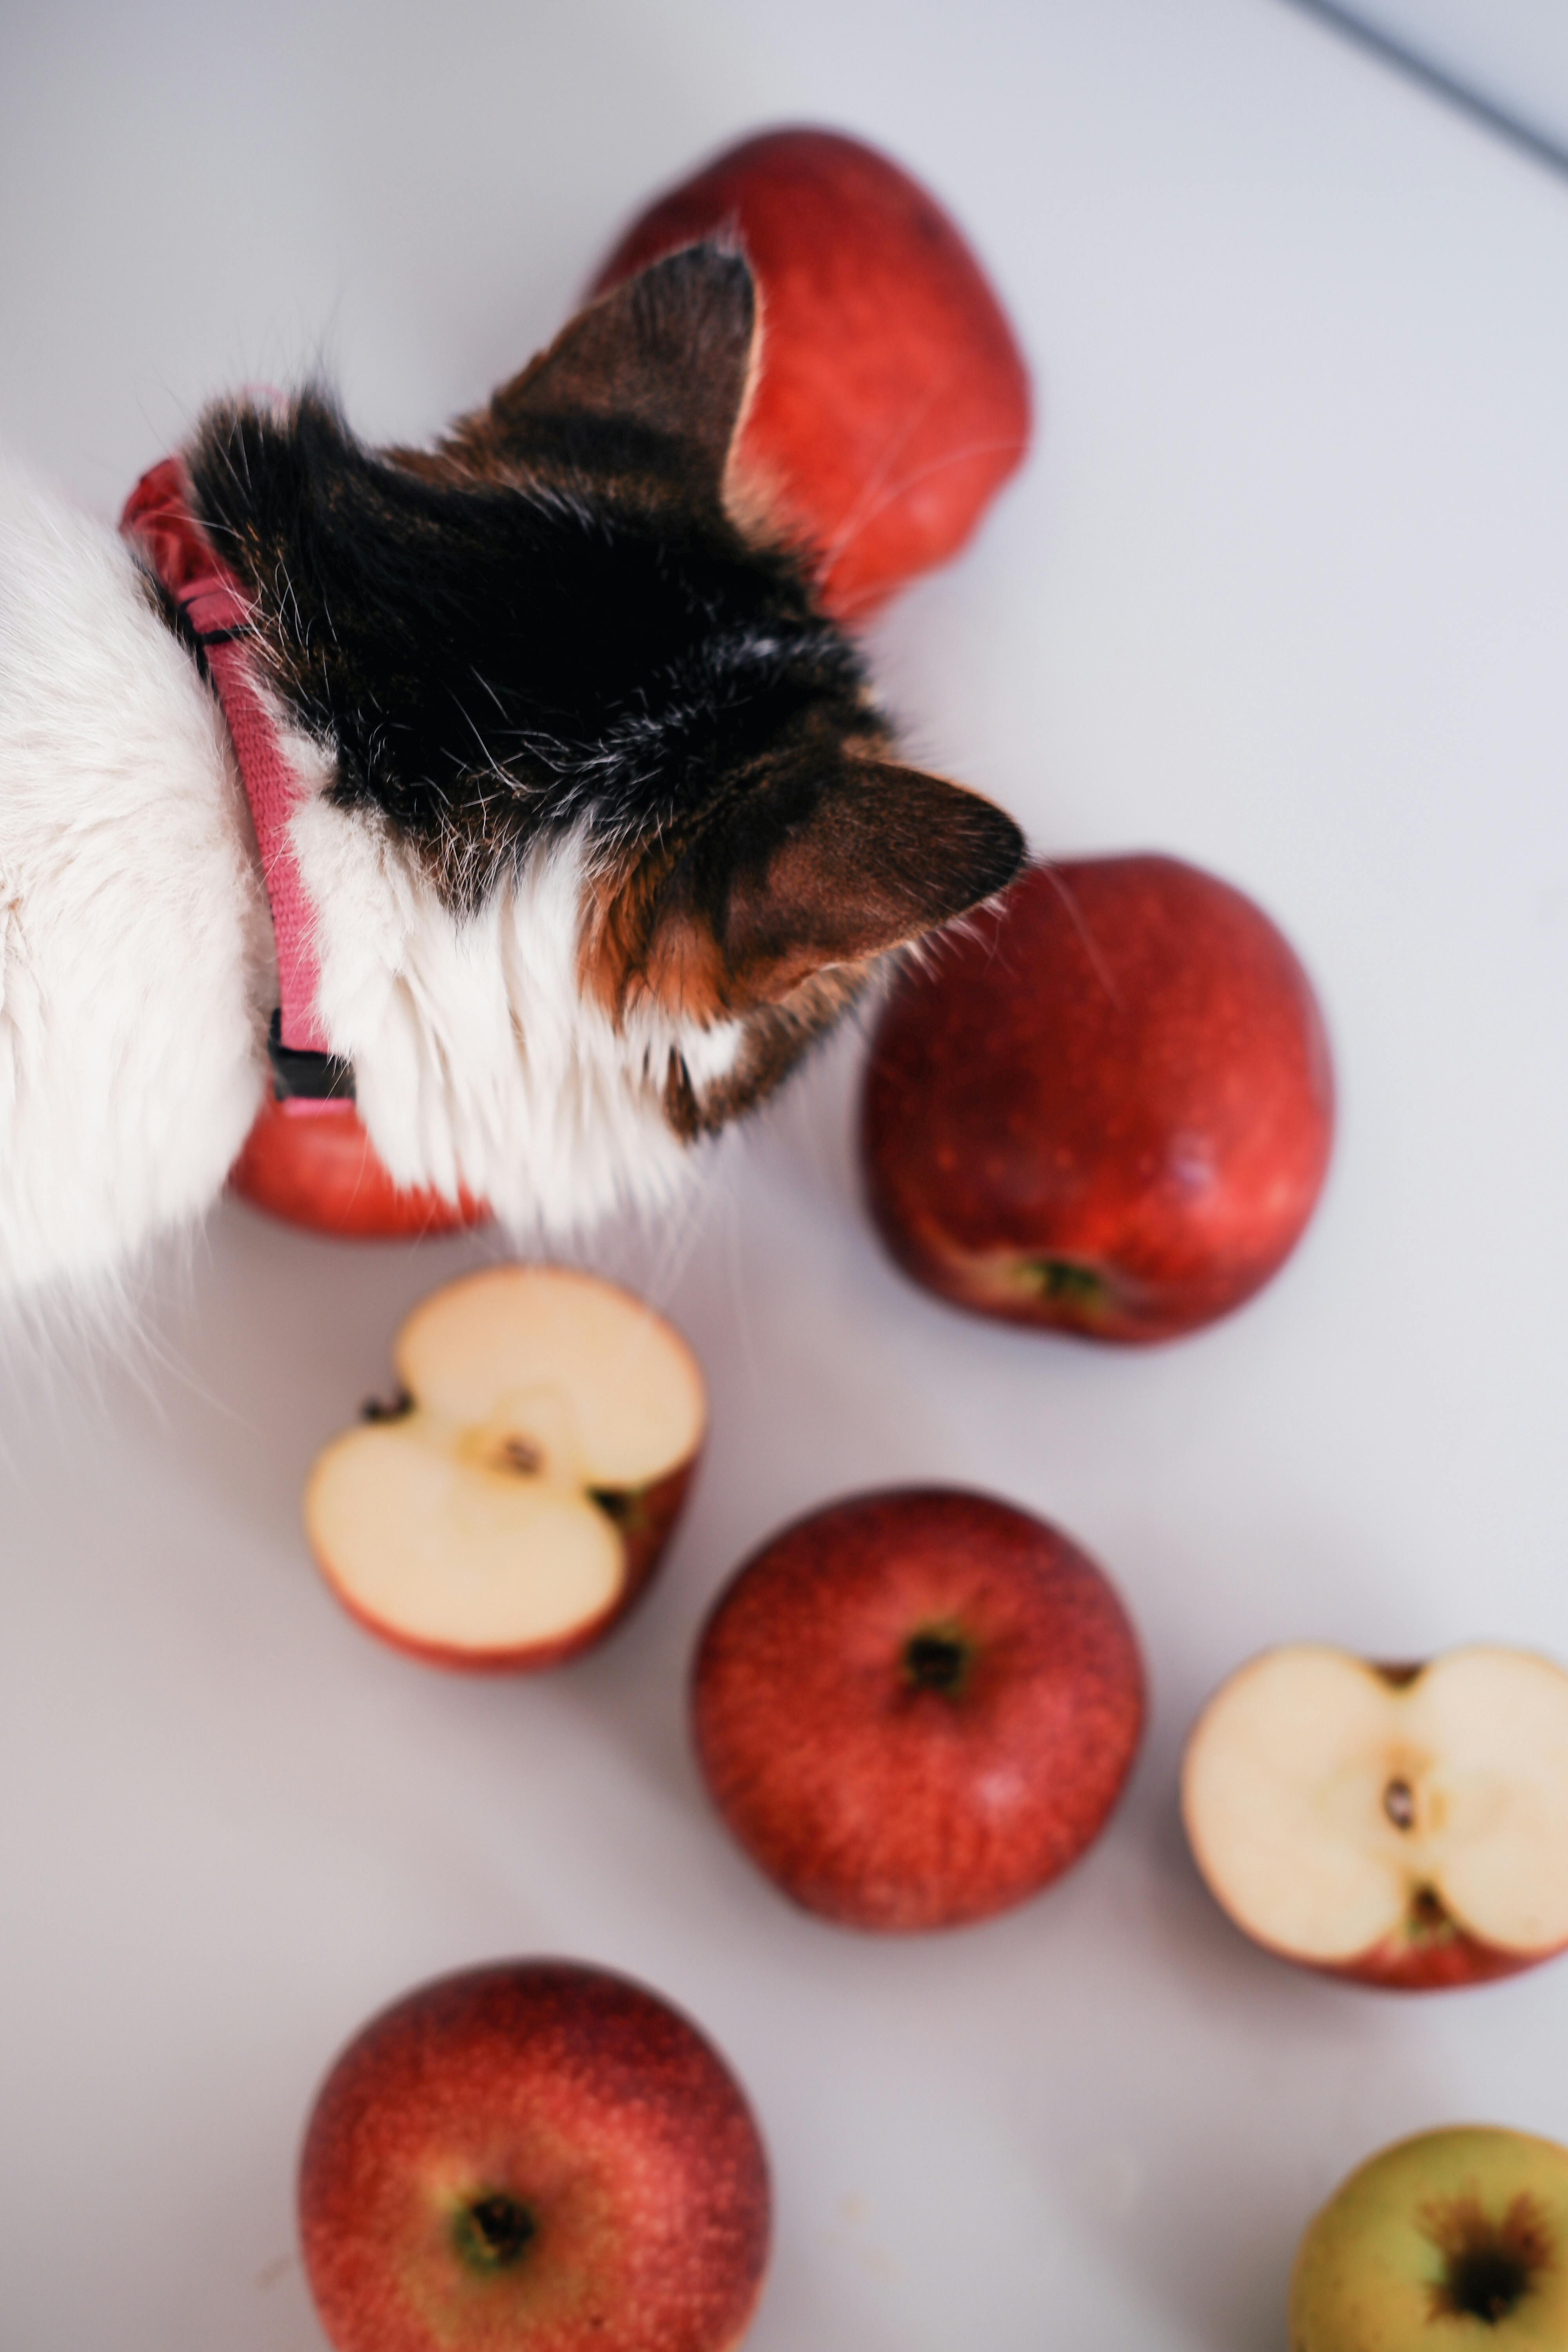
[304,1265,706,1670]
[1290,2125,1568,2348]
[861,853,1335,1342]
[298,1960,771,2352]
[691,1488,1145,1931]
[230,1096,488,1240]
[592,126,1032,619]
[1181,1644,1568,1990]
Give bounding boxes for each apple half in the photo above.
[1181,1644,1568,1989]
[304,1267,705,1670]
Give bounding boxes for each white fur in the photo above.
[0,461,739,1300]
[291,784,743,1230]
[0,463,270,1299]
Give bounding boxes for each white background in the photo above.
[3,3,1567,2347]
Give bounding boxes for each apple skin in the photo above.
[591,126,1032,620]
[1289,2126,1568,2349]
[691,1488,1145,1932]
[318,1452,700,1676]
[861,854,1334,1343]
[230,1096,488,1240]
[1318,1923,1544,1996]
[298,1960,771,2352]
[1228,1890,1549,1996]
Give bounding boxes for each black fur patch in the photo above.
[185,386,876,907]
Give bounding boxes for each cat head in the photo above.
[182,246,1023,1217]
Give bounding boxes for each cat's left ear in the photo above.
[458,244,757,493]
[632,760,1026,1017]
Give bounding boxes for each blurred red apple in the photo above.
[304,1266,706,1671]
[691,1488,1145,1931]
[298,1960,771,2352]
[1183,1643,1568,1991]
[862,853,1335,1342]
[592,126,1032,619]
[230,1096,488,1240]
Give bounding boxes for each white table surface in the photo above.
[3,3,1566,2346]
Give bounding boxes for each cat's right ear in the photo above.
[447,245,758,496]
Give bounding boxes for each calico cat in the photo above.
[0,245,1023,1299]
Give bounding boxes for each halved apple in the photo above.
[304,1267,705,1670]
[1181,1644,1568,1989]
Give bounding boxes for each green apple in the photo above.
[1290,2127,1568,2349]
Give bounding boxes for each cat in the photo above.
[0,244,1023,1301]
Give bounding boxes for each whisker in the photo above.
[817,433,1029,594]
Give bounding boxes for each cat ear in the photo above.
[641,760,1025,1016]
[474,244,757,491]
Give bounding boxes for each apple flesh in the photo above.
[298,1960,771,2352]
[304,1265,705,1670]
[230,1096,488,1240]
[691,1488,1145,1931]
[861,853,1335,1342]
[1181,1644,1568,1989]
[1290,2126,1568,2348]
[592,126,1032,620]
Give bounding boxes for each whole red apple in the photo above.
[298,1960,771,2352]
[591,126,1032,619]
[861,853,1334,1342]
[230,1096,488,1240]
[691,1488,1145,1931]
[1182,1643,1568,1991]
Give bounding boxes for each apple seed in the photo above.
[495,1437,543,1476]
[1383,1777,1416,1831]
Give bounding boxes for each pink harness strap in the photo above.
[122,457,345,1109]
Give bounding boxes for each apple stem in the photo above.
[589,1485,648,1533]
[361,1389,413,1423]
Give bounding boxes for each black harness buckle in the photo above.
[267,1009,356,1103]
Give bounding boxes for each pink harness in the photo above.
[122,457,349,1112]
